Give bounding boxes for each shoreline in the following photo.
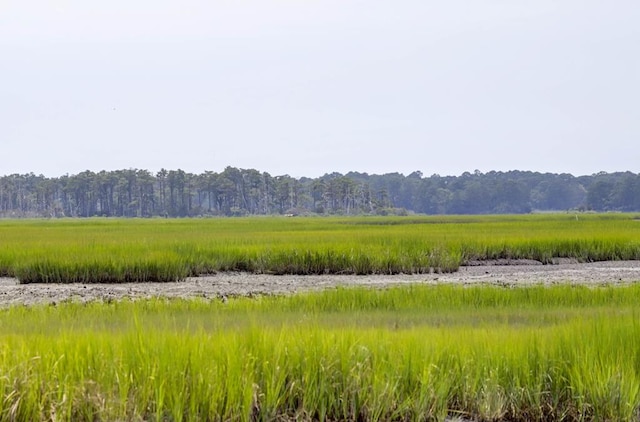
[2,260,640,307]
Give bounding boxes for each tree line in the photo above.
[0,168,639,218]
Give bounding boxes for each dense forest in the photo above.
[1,168,639,217]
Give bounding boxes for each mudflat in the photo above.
[1,260,639,307]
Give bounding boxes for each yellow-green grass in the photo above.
[2,284,640,421]
[1,214,640,283]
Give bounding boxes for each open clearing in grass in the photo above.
[2,213,640,283]
[3,260,640,307]
[2,284,640,421]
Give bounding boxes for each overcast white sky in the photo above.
[2,1,639,178]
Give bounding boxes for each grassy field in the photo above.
[2,285,640,421]
[1,213,640,283]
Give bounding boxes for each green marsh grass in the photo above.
[1,214,640,283]
[2,285,640,421]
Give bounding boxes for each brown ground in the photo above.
[1,260,640,307]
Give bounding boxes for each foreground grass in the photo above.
[2,285,640,421]
[1,214,640,283]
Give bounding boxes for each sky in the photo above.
[2,1,639,178]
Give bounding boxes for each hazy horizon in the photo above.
[0,166,632,180]
[3,1,638,178]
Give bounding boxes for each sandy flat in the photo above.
[1,260,640,307]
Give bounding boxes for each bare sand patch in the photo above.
[1,261,640,307]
